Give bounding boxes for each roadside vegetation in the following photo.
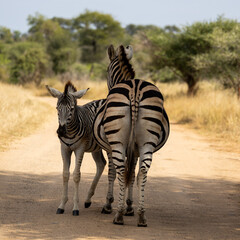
[158,81,240,151]
[0,82,53,150]
[1,11,240,151]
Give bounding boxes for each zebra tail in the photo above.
[125,94,138,186]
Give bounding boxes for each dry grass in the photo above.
[30,78,108,100]
[0,82,54,151]
[157,81,240,151]
[2,77,239,152]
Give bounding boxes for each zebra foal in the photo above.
[46,81,110,216]
[93,45,170,227]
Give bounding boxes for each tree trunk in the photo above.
[185,75,198,96]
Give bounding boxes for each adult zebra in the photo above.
[93,45,170,227]
[46,82,116,216]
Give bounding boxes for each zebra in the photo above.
[93,45,170,227]
[46,81,116,216]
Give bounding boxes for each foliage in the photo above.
[0,26,13,43]
[7,42,49,85]
[146,22,215,95]
[73,10,124,63]
[28,14,77,74]
[193,18,240,95]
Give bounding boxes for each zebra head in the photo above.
[106,44,135,90]
[46,81,89,137]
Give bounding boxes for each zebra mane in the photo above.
[64,81,77,95]
[118,45,135,79]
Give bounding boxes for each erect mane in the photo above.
[64,81,77,95]
[118,45,135,79]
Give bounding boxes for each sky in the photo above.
[0,0,240,33]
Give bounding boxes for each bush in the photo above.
[7,42,49,85]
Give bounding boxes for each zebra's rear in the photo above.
[93,79,169,226]
[94,79,169,155]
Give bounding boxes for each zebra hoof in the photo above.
[101,207,112,214]
[56,208,64,214]
[138,223,147,227]
[125,209,134,216]
[85,202,92,208]
[137,211,147,227]
[72,210,79,216]
[113,212,124,225]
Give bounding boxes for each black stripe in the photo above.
[139,80,152,91]
[106,102,129,108]
[147,129,160,139]
[141,90,164,101]
[112,65,120,79]
[144,142,157,148]
[109,141,122,145]
[142,117,162,127]
[105,129,120,135]
[124,80,133,88]
[144,151,153,155]
[134,79,140,96]
[140,105,163,112]
[112,156,124,162]
[103,115,125,124]
[112,149,122,154]
[109,87,129,99]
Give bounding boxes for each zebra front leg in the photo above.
[85,151,106,208]
[136,152,152,227]
[57,145,72,214]
[125,157,137,216]
[72,149,84,216]
[102,153,116,214]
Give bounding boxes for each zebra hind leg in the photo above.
[112,151,126,225]
[136,153,152,227]
[125,157,137,216]
[85,151,106,208]
[102,154,116,214]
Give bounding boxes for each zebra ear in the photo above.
[108,44,116,61]
[70,88,89,99]
[46,85,62,98]
[125,45,133,60]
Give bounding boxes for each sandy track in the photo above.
[0,98,240,240]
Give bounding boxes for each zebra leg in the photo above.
[57,145,72,214]
[72,149,84,216]
[112,150,126,225]
[85,151,106,208]
[125,157,138,216]
[102,153,116,214]
[136,151,153,227]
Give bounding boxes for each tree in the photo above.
[7,42,49,85]
[193,18,240,97]
[0,26,13,43]
[73,10,124,63]
[147,22,215,95]
[27,14,77,74]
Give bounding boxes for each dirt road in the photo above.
[1,98,240,240]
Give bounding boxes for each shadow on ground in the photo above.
[0,170,240,240]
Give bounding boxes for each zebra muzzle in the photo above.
[57,125,67,137]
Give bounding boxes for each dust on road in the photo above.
[0,98,240,240]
